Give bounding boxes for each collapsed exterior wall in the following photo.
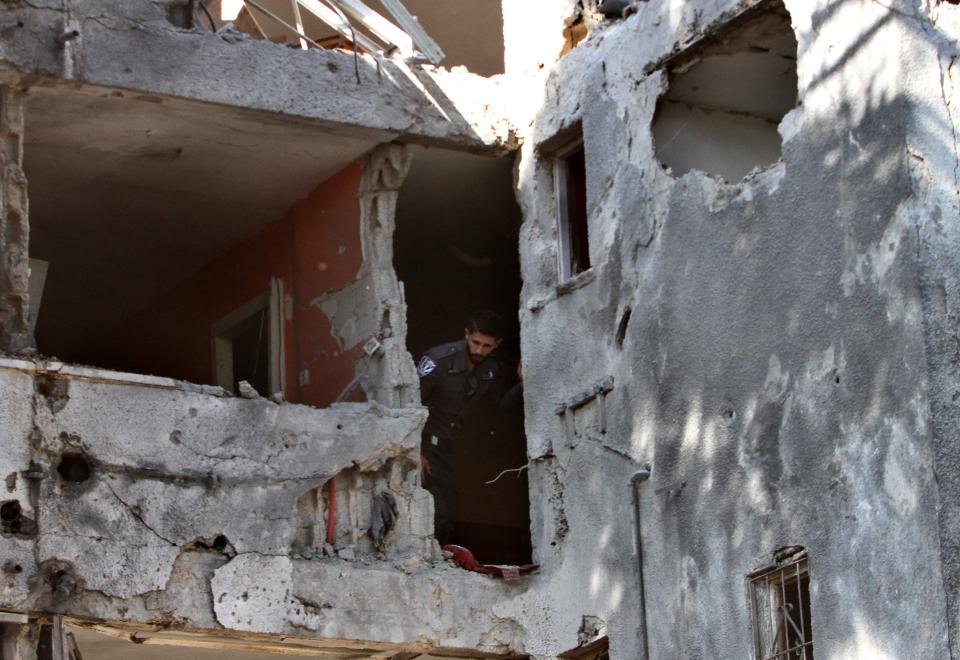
[2,0,960,658]
[0,357,525,654]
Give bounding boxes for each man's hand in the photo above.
[420,454,431,482]
[517,361,523,380]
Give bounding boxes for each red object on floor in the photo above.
[442,544,538,582]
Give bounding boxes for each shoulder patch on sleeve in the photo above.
[417,356,437,377]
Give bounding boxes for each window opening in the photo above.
[555,136,591,281]
[651,0,798,182]
[748,548,813,660]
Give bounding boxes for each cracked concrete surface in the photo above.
[2,0,960,658]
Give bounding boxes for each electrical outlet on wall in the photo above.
[299,369,310,386]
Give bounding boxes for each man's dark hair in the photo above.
[465,309,504,339]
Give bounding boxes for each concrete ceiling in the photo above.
[25,85,377,359]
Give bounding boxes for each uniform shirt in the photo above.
[418,339,502,440]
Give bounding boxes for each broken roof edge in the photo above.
[0,4,514,154]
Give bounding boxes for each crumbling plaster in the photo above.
[0,0,513,154]
[0,356,526,653]
[0,129,536,656]
[2,0,960,658]
[0,87,30,354]
[503,0,956,657]
[907,1,960,658]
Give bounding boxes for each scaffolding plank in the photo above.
[296,0,384,53]
[377,0,444,64]
[328,0,415,55]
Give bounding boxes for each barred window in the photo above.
[747,547,813,660]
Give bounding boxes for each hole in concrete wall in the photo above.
[166,0,196,29]
[35,373,69,413]
[395,147,531,566]
[0,500,35,536]
[615,307,631,348]
[57,452,92,483]
[651,0,798,182]
[185,533,236,556]
[0,500,22,524]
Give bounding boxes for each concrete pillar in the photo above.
[356,144,418,408]
[0,86,31,354]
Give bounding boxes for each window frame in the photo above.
[553,135,591,283]
[747,549,813,660]
[210,277,285,396]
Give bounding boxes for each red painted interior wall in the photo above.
[89,163,365,408]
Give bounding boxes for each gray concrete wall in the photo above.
[505,0,956,657]
[906,1,960,658]
[2,0,959,658]
[0,357,525,655]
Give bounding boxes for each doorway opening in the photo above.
[394,146,531,566]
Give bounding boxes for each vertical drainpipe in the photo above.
[631,468,652,660]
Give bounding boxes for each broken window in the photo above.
[651,0,798,182]
[554,134,591,281]
[748,547,814,660]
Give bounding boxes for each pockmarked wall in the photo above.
[498,0,957,657]
[91,164,364,408]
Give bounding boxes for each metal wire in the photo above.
[195,0,217,32]
[317,0,363,84]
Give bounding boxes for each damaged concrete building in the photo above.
[1,0,960,658]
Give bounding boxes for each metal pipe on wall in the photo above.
[631,468,652,660]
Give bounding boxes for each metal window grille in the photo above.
[748,550,814,660]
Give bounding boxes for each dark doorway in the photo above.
[395,146,531,565]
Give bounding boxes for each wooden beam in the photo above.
[377,0,444,64]
[290,0,308,49]
[295,0,384,54]
[327,0,415,55]
[0,612,29,625]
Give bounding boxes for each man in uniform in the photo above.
[417,309,520,545]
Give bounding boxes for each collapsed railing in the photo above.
[229,0,444,64]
